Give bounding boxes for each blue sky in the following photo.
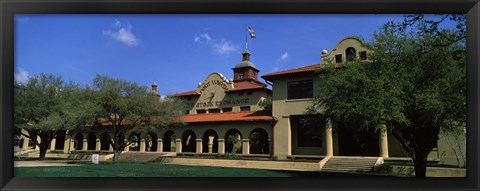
[14,14,456,96]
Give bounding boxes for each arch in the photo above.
[182,130,196,153]
[74,132,83,150]
[202,129,218,153]
[249,128,270,154]
[128,133,141,151]
[346,47,356,61]
[163,130,176,152]
[100,132,111,151]
[54,131,66,150]
[224,129,242,154]
[146,132,158,152]
[87,132,96,150]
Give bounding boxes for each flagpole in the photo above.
[245,24,248,50]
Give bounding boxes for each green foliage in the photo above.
[310,17,466,177]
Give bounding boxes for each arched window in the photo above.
[346,47,356,61]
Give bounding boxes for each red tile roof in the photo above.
[261,64,320,80]
[170,90,200,97]
[226,80,269,92]
[182,110,274,123]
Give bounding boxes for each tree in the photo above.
[86,75,184,161]
[309,18,466,177]
[14,74,90,159]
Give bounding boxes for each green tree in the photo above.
[86,75,184,161]
[14,74,90,160]
[309,20,465,177]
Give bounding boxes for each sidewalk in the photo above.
[14,160,81,167]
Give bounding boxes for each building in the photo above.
[15,36,465,168]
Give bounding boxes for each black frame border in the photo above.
[1,0,479,191]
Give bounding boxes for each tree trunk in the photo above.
[414,157,427,177]
[39,147,47,160]
[113,151,122,162]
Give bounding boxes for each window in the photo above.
[247,91,252,95]
[335,54,342,63]
[238,73,244,80]
[238,92,244,96]
[359,51,367,60]
[253,72,257,79]
[346,47,356,61]
[240,106,250,111]
[196,109,206,114]
[223,108,232,112]
[208,109,220,113]
[290,115,322,147]
[287,80,313,99]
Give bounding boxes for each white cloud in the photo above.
[14,68,29,84]
[212,39,237,55]
[103,21,139,46]
[280,52,289,61]
[194,33,212,43]
[272,67,280,72]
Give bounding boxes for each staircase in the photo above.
[321,157,380,173]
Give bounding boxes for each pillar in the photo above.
[124,139,130,151]
[95,139,101,151]
[63,137,70,153]
[175,139,182,153]
[196,139,203,154]
[218,139,225,154]
[82,139,88,151]
[109,139,114,152]
[140,139,146,152]
[157,139,163,152]
[379,125,389,158]
[22,135,30,151]
[325,119,333,156]
[36,136,41,151]
[170,139,176,152]
[70,139,75,151]
[242,139,250,155]
[50,138,56,151]
[208,136,214,153]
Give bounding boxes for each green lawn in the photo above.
[15,163,335,177]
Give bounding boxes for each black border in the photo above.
[1,0,479,191]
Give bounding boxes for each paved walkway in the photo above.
[14,160,82,167]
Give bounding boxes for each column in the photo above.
[325,119,333,156]
[242,139,250,155]
[22,135,30,151]
[124,139,130,151]
[175,139,182,153]
[218,139,225,154]
[170,140,176,152]
[36,136,41,151]
[157,139,163,152]
[196,139,203,154]
[82,139,88,151]
[70,139,75,151]
[63,136,70,153]
[109,139,114,152]
[208,136,214,153]
[140,139,146,152]
[95,139,101,151]
[379,125,389,158]
[50,138,56,151]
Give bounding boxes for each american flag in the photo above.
[248,26,254,33]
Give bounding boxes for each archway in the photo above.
[54,131,66,150]
[74,132,83,150]
[100,132,111,151]
[163,130,175,152]
[87,133,96,150]
[224,129,242,154]
[182,130,196,153]
[146,132,158,152]
[249,128,269,154]
[202,129,218,153]
[128,133,141,151]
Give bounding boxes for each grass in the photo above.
[15,162,340,177]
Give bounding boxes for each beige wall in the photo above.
[321,36,371,64]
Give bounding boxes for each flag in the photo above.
[248,26,254,33]
[248,26,256,39]
[250,33,256,39]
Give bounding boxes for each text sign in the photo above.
[92,154,99,164]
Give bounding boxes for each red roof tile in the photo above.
[261,64,320,80]
[182,110,274,123]
[170,90,200,97]
[226,80,269,92]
